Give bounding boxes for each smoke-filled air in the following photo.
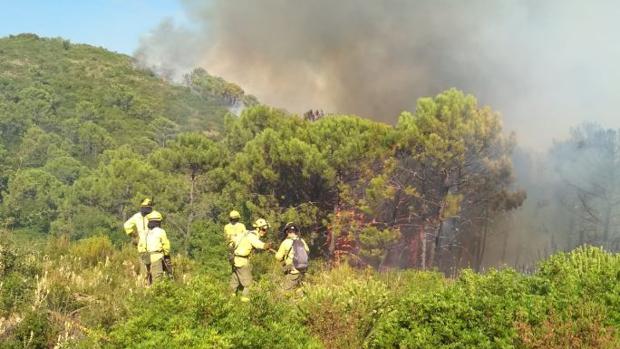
[133,0,620,269]
[137,0,620,150]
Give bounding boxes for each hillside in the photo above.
[0,34,258,158]
[0,34,256,238]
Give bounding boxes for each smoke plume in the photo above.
[136,0,620,149]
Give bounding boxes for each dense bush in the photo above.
[2,237,620,347]
[536,246,620,326]
[299,266,396,348]
[108,276,322,349]
[68,235,115,267]
[0,239,41,316]
[366,246,620,349]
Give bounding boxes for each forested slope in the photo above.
[0,33,238,147]
[0,34,254,240]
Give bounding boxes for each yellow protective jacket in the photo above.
[123,211,161,240]
[224,222,247,248]
[232,230,266,268]
[138,227,170,263]
[275,236,309,274]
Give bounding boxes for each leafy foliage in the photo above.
[1,234,618,348]
[366,246,620,349]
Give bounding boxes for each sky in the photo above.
[0,0,185,55]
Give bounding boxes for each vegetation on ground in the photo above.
[1,235,619,348]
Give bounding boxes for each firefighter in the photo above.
[139,211,171,285]
[275,222,309,292]
[123,198,159,246]
[229,218,271,302]
[224,210,246,248]
[124,198,163,282]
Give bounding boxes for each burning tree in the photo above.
[333,89,524,271]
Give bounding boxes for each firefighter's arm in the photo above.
[249,234,266,250]
[224,225,232,242]
[160,230,171,256]
[274,241,288,261]
[123,216,136,236]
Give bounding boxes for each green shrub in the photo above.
[187,220,230,281]
[0,272,33,314]
[0,242,18,275]
[536,246,620,325]
[68,235,115,267]
[367,248,620,348]
[367,269,533,348]
[298,266,391,348]
[515,301,619,349]
[212,278,323,349]
[0,241,41,315]
[378,268,447,297]
[3,233,620,348]
[107,276,322,348]
[4,309,56,349]
[46,281,83,314]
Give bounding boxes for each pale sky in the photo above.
[0,0,186,55]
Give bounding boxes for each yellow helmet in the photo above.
[229,210,241,219]
[146,211,163,222]
[253,218,270,229]
[140,198,153,207]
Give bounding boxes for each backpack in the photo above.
[288,239,308,272]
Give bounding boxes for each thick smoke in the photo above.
[136,0,620,149]
[134,19,209,81]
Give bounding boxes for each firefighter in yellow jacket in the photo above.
[229,218,271,302]
[224,210,246,248]
[123,198,160,247]
[138,211,171,285]
[275,222,309,291]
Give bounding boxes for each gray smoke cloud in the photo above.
[136,0,620,149]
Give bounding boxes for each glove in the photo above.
[263,242,272,250]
